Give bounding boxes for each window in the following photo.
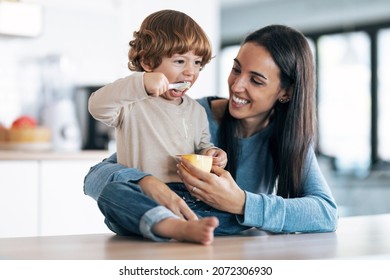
[219,21,390,174]
[317,32,371,172]
[378,28,390,161]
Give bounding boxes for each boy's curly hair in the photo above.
[128,10,212,71]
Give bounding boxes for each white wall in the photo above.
[0,0,219,126]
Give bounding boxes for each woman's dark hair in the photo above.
[219,24,316,198]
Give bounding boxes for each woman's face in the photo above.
[227,42,289,128]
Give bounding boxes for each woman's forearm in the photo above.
[240,191,338,233]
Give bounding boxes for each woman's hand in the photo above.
[177,158,246,215]
[138,175,198,221]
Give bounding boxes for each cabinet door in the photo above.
[40,160,111,236]
[0,161,39,237]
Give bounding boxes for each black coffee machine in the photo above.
[74,86,113,150]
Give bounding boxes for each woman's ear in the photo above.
[140,60,153,72]
[278,87,293,103]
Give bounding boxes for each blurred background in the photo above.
[1,0,390,218]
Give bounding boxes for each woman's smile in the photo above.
[232,95,250,106]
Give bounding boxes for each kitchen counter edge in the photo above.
[0,150,111,161]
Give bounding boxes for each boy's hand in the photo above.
[204,148,228,168]
[143,72,169,97]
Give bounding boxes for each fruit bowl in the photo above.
[0,116,52,151]
[6,127,51,142]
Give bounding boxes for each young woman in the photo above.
[84,24,338,245]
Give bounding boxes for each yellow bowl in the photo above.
[179,154,213,172]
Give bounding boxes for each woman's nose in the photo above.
[230,76,246,92]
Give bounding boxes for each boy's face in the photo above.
[154,51,203,102]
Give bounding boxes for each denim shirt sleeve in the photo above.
[236,148,338,233]
[83,153,151,201]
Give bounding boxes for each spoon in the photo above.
[168,82,191,91]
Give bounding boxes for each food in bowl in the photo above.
[179,154,213,173]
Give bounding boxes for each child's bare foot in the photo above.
[178,217,219,245]
[153,217,219,245]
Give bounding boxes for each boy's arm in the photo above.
[196,106,227,168]
[88,72,147,127]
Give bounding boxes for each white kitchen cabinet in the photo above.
[40,160,111,236]
[0,161,39,238]
[0,150,111,237]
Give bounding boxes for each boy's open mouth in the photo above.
[170,88,187,97]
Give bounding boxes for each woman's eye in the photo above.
[251,77,263,86]
[231,67,240,74]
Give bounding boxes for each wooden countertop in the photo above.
[1,214,389,260]
[0,150,110,161]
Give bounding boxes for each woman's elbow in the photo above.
[324,202,339,232]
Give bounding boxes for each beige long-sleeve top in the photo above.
[88,72,214,182]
